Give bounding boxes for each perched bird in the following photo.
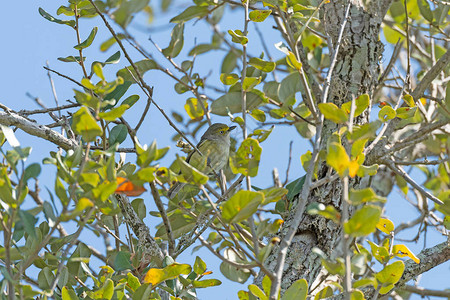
[167,123,236,199]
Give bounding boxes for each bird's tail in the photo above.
[167,182,186,199]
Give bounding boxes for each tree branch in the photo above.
[0,108,77,150]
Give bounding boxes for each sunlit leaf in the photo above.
[318,103,348,123]
[344,205,381,237]
[376,218,394,234]
[221,190,264,223]
[143,263,192,286]
[71,106,103,142]
[229,138,262,177]
[392,244,420,263]
[326,142,350,177]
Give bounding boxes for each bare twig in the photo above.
[150,182,175,256]
[385,160,443,205]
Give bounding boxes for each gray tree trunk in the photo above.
[257,0,392,291]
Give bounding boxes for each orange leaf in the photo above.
[115,177,146,196]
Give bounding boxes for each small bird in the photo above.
[167,123,236,199]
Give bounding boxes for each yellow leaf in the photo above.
[348,160,360,178]
[392,244,420,264]
[376,218,394,234]
[326,142,350,177]
[75,197,94,212]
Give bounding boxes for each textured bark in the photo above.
[257,0,387,292]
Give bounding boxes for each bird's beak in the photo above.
[228,126,237,132]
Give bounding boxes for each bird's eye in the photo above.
[220,130,224,134]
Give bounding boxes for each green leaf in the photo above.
[220,249,251,283]
[243,77,261,91]
[286,51,302,70]
[344,205,382,237]
[194,256,206,275]
[24,163,41,182]
[109,124,127,145]
[350,290,364,300]
[248,284,267,300]
[348,121,382,141]
[19,210,37,238]
[228,29,248,44]
[396,107,417,119]
[178,156,209,185]
[314,286,333,300]
[307,203,341,223]
[326,142,350,177]
[114,251,133,271]
[117,60,158,82]
[356,164,379,177]
[221,190,264,223]
[62,287,78,300]
[100,34,126,52]
[318,103,348,123]
[260,187,287,205]
[249,9,272,22]
[92,62,105,81]
[211,91,266,116]
[383,25,404,44]
[341,94,370,117]
[418,0,434,22]
[144,263,192,286]
[279,72,303,103]
[188,43,220,56]
[376,261,405,294]
[192,279,222,288]
[127,273,141,291]
[185,98,207,120]
[248,57,276,72]
[403,94,415,107]
[378,105,396,121]
[250,109,266,122]
[281,278,308,300]
[349,188,386,204]
[155,212,196,239]
[38,7,75,27]
[71,106,103,142]
[285,175,306,201]
[229,138,262,177]
[162,23,185,58]
[74,89,100,109]
[112,0,149,28]
[170,6,210,23]
[221,50,242,73]
[99,104,129,121]
[74,27,98,50]
[220,73,240,85]
[58,56,84,63]
[93,278,114,299]
[368,240,390,264]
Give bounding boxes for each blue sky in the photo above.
[1,1,448,299]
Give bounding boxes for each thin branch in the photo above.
[150,182,175,256]
[0,108,77,150]
[43,66,86,89]
[402,285,450,298]
[411,48,450,100]
[19,103,80,116]
[385,160,443,205]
